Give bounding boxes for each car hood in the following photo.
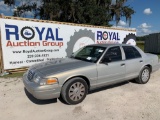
[30,58,94,76]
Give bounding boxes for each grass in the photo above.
[0,72,25,78]
[137,44,144,51]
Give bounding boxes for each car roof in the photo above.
[87,43,134,48]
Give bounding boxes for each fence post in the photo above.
[0,14,4,73]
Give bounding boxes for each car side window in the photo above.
[103,46,122,62]
[122,46,142,60]
[133,47,142,58]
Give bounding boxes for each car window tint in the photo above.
[76,46,93,56]
[74,46,106,63]
[132,47,142,58]
[123,46,141,60]
[103,46,122,62]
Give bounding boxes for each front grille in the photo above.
[27,70,35,81]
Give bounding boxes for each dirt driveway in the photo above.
[0,69,160,120]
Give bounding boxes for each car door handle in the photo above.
[140,60,143,63]
[121,63,125,66]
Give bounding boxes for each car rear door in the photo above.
[122,46,143,80]
[96,46,126,87]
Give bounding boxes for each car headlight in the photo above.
[33,74,58,86]
[33,75,41,83]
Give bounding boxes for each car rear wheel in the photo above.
[61,77,88,105]
[136,66,151,84]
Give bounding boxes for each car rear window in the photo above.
[123,46,141,59]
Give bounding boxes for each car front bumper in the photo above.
[23,73,61,100]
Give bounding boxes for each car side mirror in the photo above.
[70,53,74,58]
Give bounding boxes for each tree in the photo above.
[122,6,135,26]
[110,0,135,26]
[3,0,135,27]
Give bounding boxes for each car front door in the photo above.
[96,46,126,87]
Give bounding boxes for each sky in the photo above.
[112,0,160,36]
[0,0,160,36]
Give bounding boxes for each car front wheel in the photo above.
[61,77,88,105]
[136,66,151,84]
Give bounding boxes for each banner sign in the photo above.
[0,18,136,69]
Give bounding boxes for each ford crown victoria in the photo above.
[23,44,160,104]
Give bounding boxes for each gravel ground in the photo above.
[0,69,160,120]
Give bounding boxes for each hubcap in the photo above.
[142,69,149,82]
[69,82,85,101]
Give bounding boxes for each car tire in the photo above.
[135,66,151,84]
[61,77,88,105]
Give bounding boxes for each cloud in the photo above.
[137,23,152,36]
[141,28,151,33]
[0,13,4,16]
[12,7,17,12]
[19,0,41,7]
[111,20,136,31]
[118,20,127,26]
[143,8,152,15]
[111,0,116,5]
[137,29,152,36]
[138,23,151,29]
[25,11,33,16]
[0,1,10,12]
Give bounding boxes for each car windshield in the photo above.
[71,46,106,63]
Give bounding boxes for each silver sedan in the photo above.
[23,44,160,105]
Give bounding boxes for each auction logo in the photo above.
[96,31,120,44]
[102,31,108,40]
[5,24,64,47]
[21,26,35,40]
